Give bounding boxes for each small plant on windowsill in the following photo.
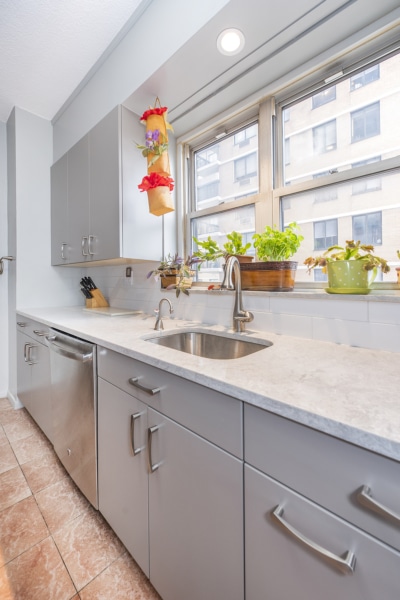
[147,254,198,297]
[304,240,390,294]
[192,231,252,266]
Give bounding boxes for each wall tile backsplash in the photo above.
[86,263,400,353]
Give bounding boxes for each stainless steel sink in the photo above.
[146,330,272,359]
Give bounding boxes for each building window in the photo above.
[234,124,257,146]
[313,173,338,202]
[234,152,258,181]
[313,120,337,154]
[312,86,336,109]
[314,219,338,250]
[352,212,382,245]
[351,102,380,142]
[350,65,380,90]
[314,268,328,282]
[196,181,220,203]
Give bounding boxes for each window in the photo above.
[313,120,337,154]
[234,152,258,181]
[351,102,380,142]
[352,212,382,245]
[186,46,400,287]
[314,219,338,250]
[350,65,380,90]
[312,86,336,108]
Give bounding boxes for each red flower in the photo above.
[138,172,175,192]
[140,107,168,122]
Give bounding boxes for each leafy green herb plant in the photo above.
[252,222,303,261]
[147,253,195,297]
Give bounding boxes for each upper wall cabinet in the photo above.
[51,105,166,266]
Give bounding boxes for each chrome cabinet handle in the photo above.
[61,242,68,260]
[24,342,37,365]
[17,321,27,327]
[33,329,48,337]
[88,235,95,256]
[81,236,89,256]
[272,505,356,575]
[357,485,400,525]
[128,377,161,396]
[148,425,161,473]
[130,412,143,456]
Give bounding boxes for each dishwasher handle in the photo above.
[46,335,93,362]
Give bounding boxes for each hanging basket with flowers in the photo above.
[137,98,175,216]
[138,172,175,216]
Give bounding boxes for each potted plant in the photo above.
[304,240,390,294]
[192,231,253,266]
[147,253,195,297]
[241,222,303,291]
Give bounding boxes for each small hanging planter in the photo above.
[138,172,175,217]
[137,98,175,217]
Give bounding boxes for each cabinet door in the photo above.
[148,408,244,600]
[30,342,52,443]
[245,464,400,600]
[68,134,90,263]
[98,378,149,576]
[89,106,121,261]
[17,331,32,410]
[50,154,69,265]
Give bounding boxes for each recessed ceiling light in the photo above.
[217,28,245,56]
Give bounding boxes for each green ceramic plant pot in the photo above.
[326,261,374,294]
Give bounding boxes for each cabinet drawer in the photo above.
[245,464,400,600]
[244,404,400,552]
[98,347,243,458]
[16,316,50,344]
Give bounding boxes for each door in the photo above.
[98,378,149,576]
[89,106,121,261]
[68,134,90,263]
[245,464,400,600]
[50,153,69,265]
[148,407,244,600]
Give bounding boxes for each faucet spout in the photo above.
[154,297,174,331]
[221,256,254,333]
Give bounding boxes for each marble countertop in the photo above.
[17,306,400,462]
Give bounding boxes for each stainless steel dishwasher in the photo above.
[47,329,98,508]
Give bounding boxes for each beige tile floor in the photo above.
[0,397,161,600]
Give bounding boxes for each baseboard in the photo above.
[7,391,23,410]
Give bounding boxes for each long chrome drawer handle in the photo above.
[272,505,356,575]
[148,425,161,473]
[130,413,143,456]
[128,377,161,396]
[357,485,400,525]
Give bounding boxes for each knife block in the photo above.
[85,288,109,308]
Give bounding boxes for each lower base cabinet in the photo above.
[245,464,400,600]
[16,319,52,442]
[97,361,244,600]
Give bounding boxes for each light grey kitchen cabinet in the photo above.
[97,377,149,576]
[97,347,244,600]
[244,404,400,599]
[16,318,53,442]
[51,105,165,266]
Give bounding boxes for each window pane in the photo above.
[280,169,400,283]
[282,53,400,186]
[191,205,255,283]
[194,123,258,210]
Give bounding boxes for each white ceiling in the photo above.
[0,0,150,123]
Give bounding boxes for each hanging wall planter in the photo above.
[137,99,175,216]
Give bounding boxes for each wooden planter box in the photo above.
[239,261,297,291]
[160,270,195,290]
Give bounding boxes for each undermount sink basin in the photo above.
[146,330,272,360]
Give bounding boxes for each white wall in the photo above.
[52,0,230,159]
[0,122,8,396]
